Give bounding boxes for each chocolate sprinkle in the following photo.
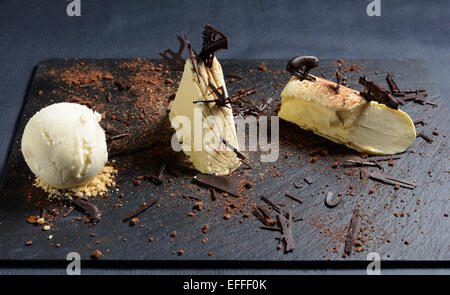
[344,209,360,255]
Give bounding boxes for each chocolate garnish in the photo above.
[194,173,241,197]
[359,76,399,109]
[386,73,402,95]
[123,199,158,222]
[69,198,101,224]
[193,83,231,108]
[198,25,229,68]
[259,225,282,232]
[335,60,342,93]
[325,192,342,208]
[286,56,319,81]
[344,209,360,255]
[343,159,382,169]
[158,35,186,71]
[257,204,274,220]
[413,119,425,126]
[210,188,217,201]
[304,177,313,185]
[284,192,304,204]
[261,196,286,217]
[417,132,433,143]
[368,171,417,189]
[278,209,295,252]
[184,34,200,82]
[367,154,403,162]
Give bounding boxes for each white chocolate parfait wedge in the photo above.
[278,58,416,155]
[168,27,240,175]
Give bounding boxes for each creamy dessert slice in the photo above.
[169,56,240,175]
[279,73,416,155]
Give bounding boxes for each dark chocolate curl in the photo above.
[286,56,319,81]
[198,25,229,68]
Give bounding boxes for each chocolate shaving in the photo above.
[158,35,186,71]
[210,188,217,201]
[184,34,200,82]
[367,154,403,162]
[386,73,402,95]
[278,209,295,252]
[304,177,313,185]
[359,76,399,109]
[417,132,433,143]
[257,204,274,220]
[123,199,158,222]
[413,119,425,126]
[368,171,417,189]
[259,225,282,232]
[68,198,101,224]
[194,173,241,197]
[79,83,95,88]
[198,24,229,68]
[261,196,286,217]
[343,159,382,169]
[344,209,360,255]
[183,195,201,201]
[284,192,304,204]
[335,60,342,93]
[325,192,342,208]
[225,73,243,80]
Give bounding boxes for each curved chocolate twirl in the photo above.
[286,56,319,81]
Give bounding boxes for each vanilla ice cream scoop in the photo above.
[21,102,108,189]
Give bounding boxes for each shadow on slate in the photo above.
[0,58,448,266]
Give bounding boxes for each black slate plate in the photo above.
[0,59,448,265]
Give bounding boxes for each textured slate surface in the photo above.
[0,59,448,265]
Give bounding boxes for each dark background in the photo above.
[0,0,448,274]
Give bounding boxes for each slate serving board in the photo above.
[0,59,448,266]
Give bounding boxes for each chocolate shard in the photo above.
[325,192,342,208]
[417,132,433,143]
[335,60,342,94]
[158,35,186,71]
[198,24,229,68]
[359,76,399,110]
[278,209,295,252]
[123,199,158,222]
[368,171,417,189]
[69,198,101,224]
[344,209,360,255]
[386,73,402,95]
[284,192,304,204]
[194,173,241,197]
[184,34,200,82]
